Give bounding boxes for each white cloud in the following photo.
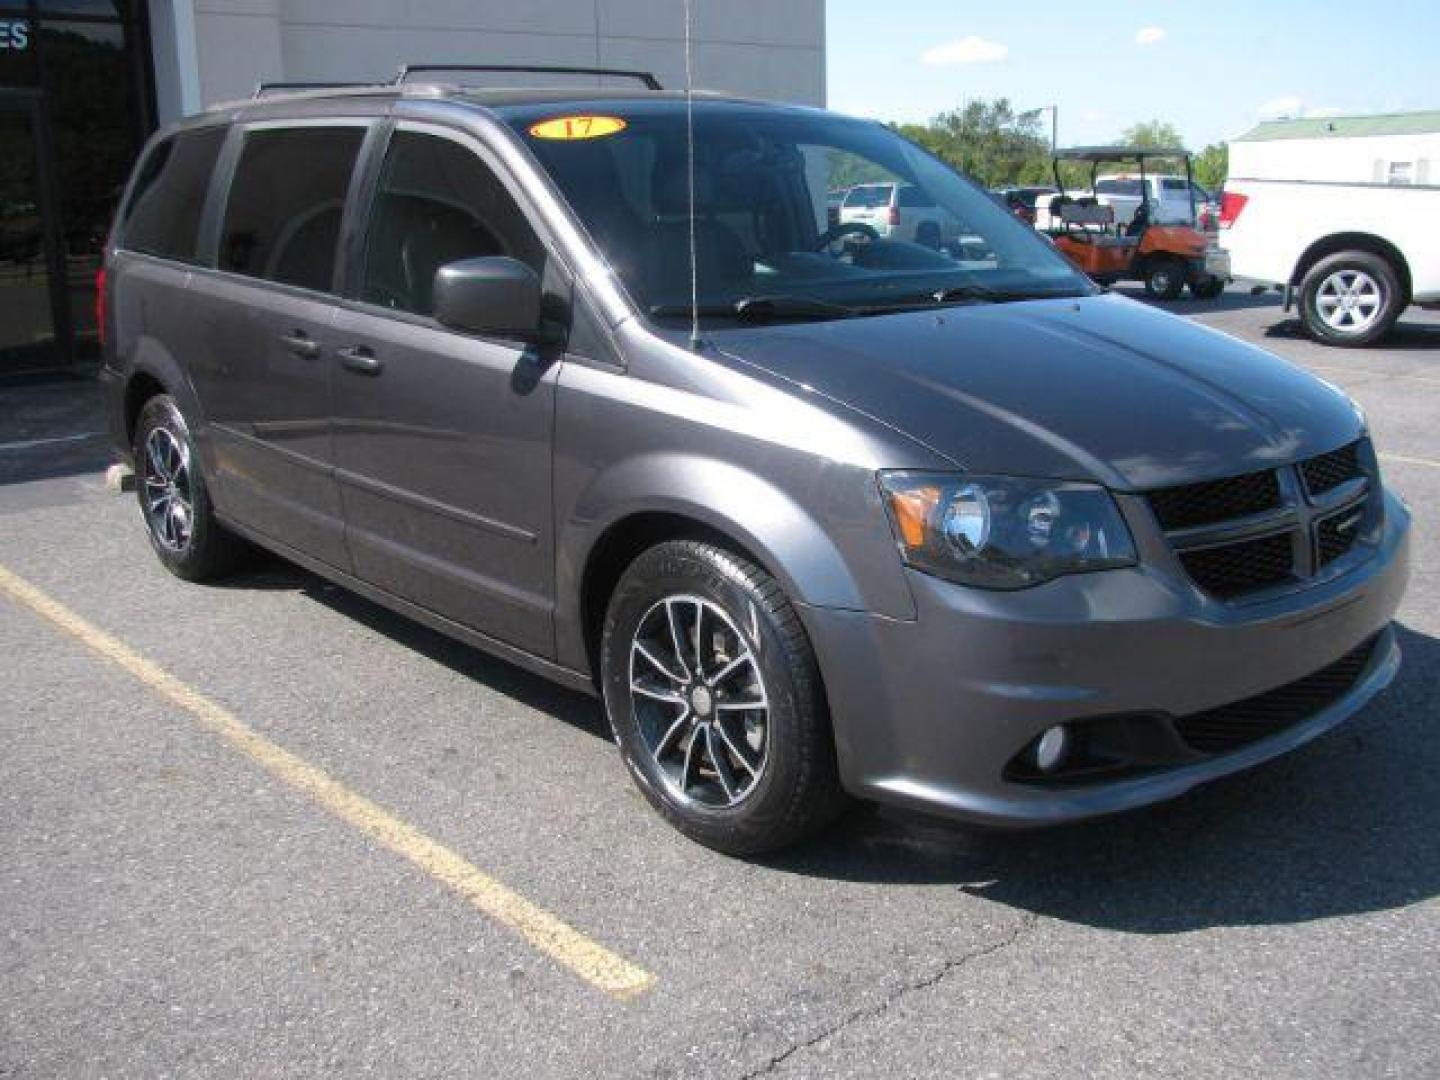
[1135,26,1166,46]
[1258,95,1304,118]
[921,36,1009,66]
[1257,96,1351,120]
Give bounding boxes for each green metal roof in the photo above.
[1236,110,1440,142]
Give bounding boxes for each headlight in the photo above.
[879,472,1137,589]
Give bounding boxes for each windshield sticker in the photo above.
[528,115,627,141]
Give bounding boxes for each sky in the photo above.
[825,0,1440,149]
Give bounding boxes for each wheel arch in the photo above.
[1291,232,1413,304]
[558,454,896,681]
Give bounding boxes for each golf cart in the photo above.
[1037,146,1230,299]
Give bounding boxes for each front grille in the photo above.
[1301,441,1364,497]
[1174,634,1380,753]
[1145,439,1376,601]
[1316,506,1364,567]
[1177,532,1296,598]
[1147,469,1282,531]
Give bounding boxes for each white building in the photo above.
[152,0,827,122]
[1229,111,1440,186]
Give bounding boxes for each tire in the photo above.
[600,540,846,854]
[133,394,248,581]
[1189,277,1225,300]
[1299,250,1403,347]
[1143,258,1187,300]
[915,221,941,249]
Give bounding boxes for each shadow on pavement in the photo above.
[215,534,1438,934]
[1265,316,1440,351]
[1113,284,1283,314]
[0,369,112,486]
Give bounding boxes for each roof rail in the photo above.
[393,64,662,91]
[252,80,388,99]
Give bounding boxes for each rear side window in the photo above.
[219,126,364,292]
[361,131,546,317]
[896,185,934,208]
[1095,178,1142,197]
[122,128,226,263]
[843,184,892,208]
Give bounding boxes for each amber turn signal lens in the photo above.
[886,484,940,549]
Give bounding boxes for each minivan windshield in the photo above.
[503,101,1094,322]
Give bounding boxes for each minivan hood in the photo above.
[709,294,1363,489]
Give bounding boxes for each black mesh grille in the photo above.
[1147,469,1282,531]
[1174,635,1380,753]
[1301,441,1364,497]
[1317,506,1364,567]
[1178,532,1295,598]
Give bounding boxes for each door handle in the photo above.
[281,330,321,359]
[337,345,384,376]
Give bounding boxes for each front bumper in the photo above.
[803,488,1411,826]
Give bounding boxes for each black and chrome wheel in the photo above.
[133,394,247,581]
[601,540,845,854]
[1300,251,1402,347]
[1143,258,1187,300]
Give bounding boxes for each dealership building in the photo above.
[0,0,825,373]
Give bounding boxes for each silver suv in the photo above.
[100,71,1410,853]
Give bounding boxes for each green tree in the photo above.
[889,99,1052,188]
[1120,119,1186,149]
[1192,142,1229,190]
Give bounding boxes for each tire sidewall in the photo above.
[600,543,820,852]
[1301,251,1401,347]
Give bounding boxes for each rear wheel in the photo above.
[1189,277,1225,300]
[133,394,248,581]
[600,540,846,854]
[1143,258,1187,300]
[1299,250,1402,347]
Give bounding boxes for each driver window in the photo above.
[362,131,545,316]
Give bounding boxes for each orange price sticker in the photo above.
[528,115,627,141]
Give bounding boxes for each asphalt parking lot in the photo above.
[2,289,1437,1079]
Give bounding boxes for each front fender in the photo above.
[554,451,916,674]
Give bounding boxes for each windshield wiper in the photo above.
[649,295,859,322]
[929,284,1088,305]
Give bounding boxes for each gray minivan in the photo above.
[100,72,1411,853]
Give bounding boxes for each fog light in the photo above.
[1034,725,1069,773]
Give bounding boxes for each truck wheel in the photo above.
[915,221,941,249]
[1299,251,1403,347]
[600,540,847,854]
[1190,277,1225,300]
[134,394,249,582]
[1144,258,1187,300]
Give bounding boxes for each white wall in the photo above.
[1230,132,1439,186]
[168,0,824,114]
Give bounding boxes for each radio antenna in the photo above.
[683,0,703,352]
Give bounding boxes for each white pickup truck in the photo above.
[1221,180,1440,346]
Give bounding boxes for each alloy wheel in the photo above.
[1316,269,1382,333]
[142,426,195,551]
[628,594,770,809]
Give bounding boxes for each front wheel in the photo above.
[1299,251,1402,347]
[600,540,846,854]
[1143,258,1187,300]
[133,394,248,581]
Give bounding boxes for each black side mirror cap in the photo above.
[433,256,545,341]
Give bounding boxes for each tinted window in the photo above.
[1161,177,1189,192]
[897,185,933,208]
[362,131,545,317]
[122,128,225,262]
[1095,178,1142,197]
[843,184,893,208]
[219,127,363,292]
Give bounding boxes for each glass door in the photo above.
[0,92,66,373]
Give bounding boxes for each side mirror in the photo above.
[433,256,543,340]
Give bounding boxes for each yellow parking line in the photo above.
[0,563,654,1001]
[1381,452,1440,471]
